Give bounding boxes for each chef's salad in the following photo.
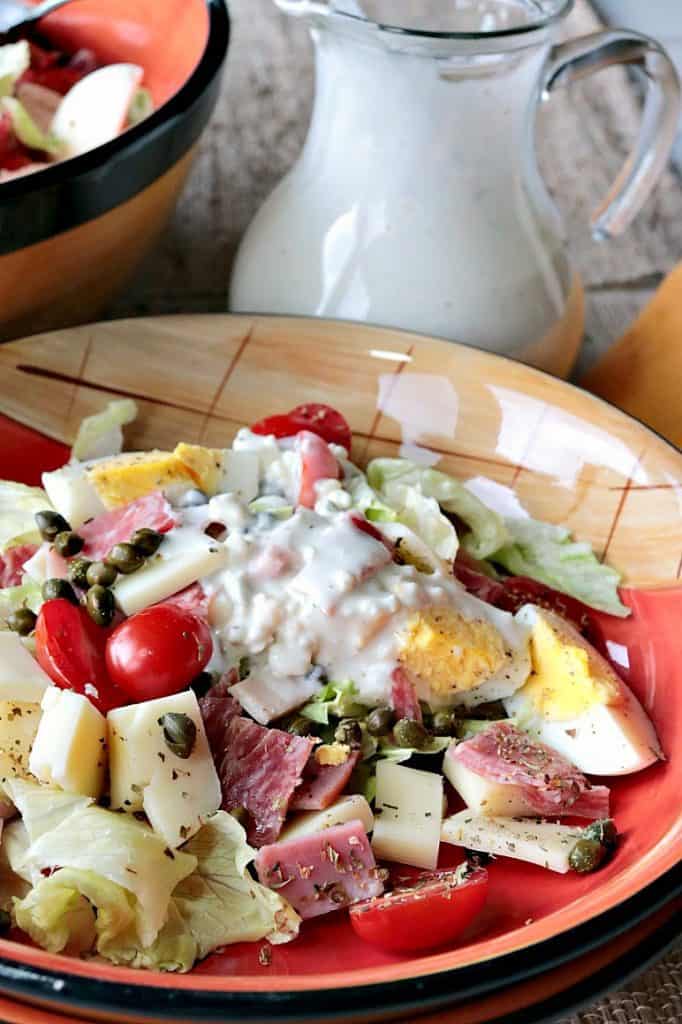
[0,36,152,183]
[0,400,663,969]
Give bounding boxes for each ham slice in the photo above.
[391,666,423,723]
[79,491,176,561]
[0,544,39,588]
[199,682,314,846]
[254,819,384,919]
[451,722,610,819]
[159,582,209,620]
[296,431,339,509]
[289,750,360,811]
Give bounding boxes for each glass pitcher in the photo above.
[229,0,680,377]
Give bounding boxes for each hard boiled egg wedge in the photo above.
[398,586,531,710]
[504,605,662,775]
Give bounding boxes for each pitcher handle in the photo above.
[543,30,681,240]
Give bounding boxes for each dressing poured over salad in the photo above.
[0,37,152,182]
[0,400,663,969]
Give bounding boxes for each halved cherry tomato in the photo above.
[296,430,340,508]
[105,604,212,702]
[349,866,488,953]
[251,403,352,451]
[35,599,127,714]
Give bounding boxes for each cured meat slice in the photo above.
[289,750,360,811]
[199,683,314,846]
[450,722,610,819]
[254,819,384,919]
[159,582,209,620]
[391,666,423,723]
[0,544,39,588]
[79,491,176,561]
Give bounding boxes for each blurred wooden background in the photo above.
[105,0,682,380]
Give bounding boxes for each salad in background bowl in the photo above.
[0,398,666,974]
[0,36,153,182]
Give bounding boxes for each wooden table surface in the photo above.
[106,1,681,1021]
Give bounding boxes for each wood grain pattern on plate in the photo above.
[0,315,679,1020]
[1,314,680,586]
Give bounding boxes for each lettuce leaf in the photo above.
[1,97,61,155]
[0,41,30,99]
[8,781,196,947]
[367,458,508,560]
[0,580,42,626]
[173,811,300,955]
[495,517,630,617]
[300,680,368,725]
[0,482,51,554]
[71,399,138,462]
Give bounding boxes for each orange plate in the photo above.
[0,316,679,1022]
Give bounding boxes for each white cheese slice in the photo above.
[441,810,583,873]
[280,795,374,841]
[112,527,228,616]
[218,450,259,502]
[371,760,443,870]
[443,754,536,817]
[0,633,51,703]
[41,464,106,529]
[230,670,322,725]
[108,690,221,848]
[29,687,106,799]
[0,700,42,800]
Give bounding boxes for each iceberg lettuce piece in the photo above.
[367,458,508,560]
[0,482,51,554]
[300,680,368,726]
[0,580,42,626]
[71,399,138,462]
[173,811,300,955]
[1,97,61,155]
[0,41,30,98]
[4,778,93,845]
[495,517,630,618]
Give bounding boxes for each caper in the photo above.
[190,671,215,699]
[35,509,70,541]
[7,607,37,636]
[159,713,197,759]
[86,585,116,627]
[238,655,251,681]
[129,528,164,556]
[0,908,10,934]
[54,530,84,558]
[68,558,92,590]
[334,718,363,748]
[568,838,606,874]
[42,578,78,604]
[366,706,394,737]
[393,717,429,749]
[582,819,618,852]
[107,542,145,575]
[86,561,117,588]
[287,715,314,737]
[432,709,458,736]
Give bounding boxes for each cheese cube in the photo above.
[87,451,193,509]
[444,755,535,817]
[29,688,106,799]
[0,633,51,703]
[441,811,583,874]
[42,463,106,529]
[280,795,374,841]
[218,450,259,502]
[371,761,443,870]
[112,527,228,615]
[108,690,221,848]
[0,700,41,799]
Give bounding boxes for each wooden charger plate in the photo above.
[0,315,679,1023]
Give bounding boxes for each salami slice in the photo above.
[79,491,176,561]
[0,544,39,588]
[391,666,423,723]
[289,750,360,811]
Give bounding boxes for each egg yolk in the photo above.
[399,608,507,697]
[520,615,619,721]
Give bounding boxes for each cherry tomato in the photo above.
[105,604,213,702]
[251,403,352,451]
[297,430,340,508]
[35,599,127,714]
[349,513,395,554]
[349,867,488,953]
